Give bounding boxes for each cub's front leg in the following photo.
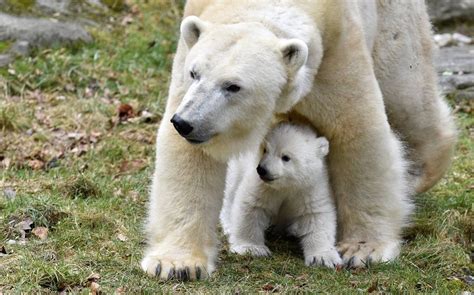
[228,193,272,257]
[289,209,341,268]
[141,119,226,281]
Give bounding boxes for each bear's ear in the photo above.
[279,39,308,72]
[316,137,329,157]
[181,16,208,48]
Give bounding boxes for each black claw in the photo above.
[366,256,373,267]
[196,267,202,280]
[346,256,356,269]
[155,263,161,277]
[177,268,189,281]
[167,268,176,280]
[185,267,191,281]
[321,258,326,267]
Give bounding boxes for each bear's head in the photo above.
[256,123,329,190]
[171,16,319,161]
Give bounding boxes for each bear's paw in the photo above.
[305,248,342,269]
[141,255,209,281]
[337,240,400,268]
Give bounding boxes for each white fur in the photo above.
[142,0,456,280]
[221,123,341,268]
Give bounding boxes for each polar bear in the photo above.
[221,122,341,268]
[141,0,456,280]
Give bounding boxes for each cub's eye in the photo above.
[225,84,241,93]
[263,148,267,154]
[282,155,291,162]
[190,70,197,80]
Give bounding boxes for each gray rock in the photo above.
[0,54,13,67]
[426,0,474,24]
[10,40,30,56]
[435,46,474,74]
[3,188,16,200]
[0,13,92,47]
[36,0,71,13]
[435,46,474,100]
[439,74,474,94]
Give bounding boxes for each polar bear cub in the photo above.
[221,122,341,268]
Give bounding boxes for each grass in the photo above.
[0,1,473,293]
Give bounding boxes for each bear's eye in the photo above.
[263,148,267,154]
[282,155,291,162]
[225,84,241,93]
[190,70,198,80]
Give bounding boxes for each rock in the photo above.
[434,33,454,47]
[3,188,16,200]
[10,40,30,56]
[435,45,474,101]
[426,0,474,24]
[434,33,473,48]
[435,46,474,74]
[439,74,474,94]
[36,0,71,13]
[0,54,13,67]
[452,33,473,45]
[435,45,474,113]
[0,13,92,48]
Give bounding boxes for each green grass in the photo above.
[1,1,473,293]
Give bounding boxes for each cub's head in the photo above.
[257,123,329,189]
[171,16,321,161]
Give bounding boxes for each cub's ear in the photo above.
[180,16,208,48]
[316,137,329,157]
[279,39,308,72]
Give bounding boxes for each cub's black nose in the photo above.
[171,114,193,137]
[256,165,267,177]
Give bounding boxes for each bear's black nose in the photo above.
[171,114,193,137]
[256,165,267,177]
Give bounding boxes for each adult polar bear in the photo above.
[142,0,456,280]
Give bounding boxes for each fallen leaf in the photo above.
[139,110,160,124]
[367,280,378,293]
[90,282,101,295]
[118,159,146,174]
[115,287,126,294]
[28,159,45,170]
[117,104,134,122]
[121,14,134,26]
[32,227,49,240]
[15,217,33,239]
[262,284,278,292]
[1,157,11,169]
[128,191,139,202]
[117,233,128,242]
[0,246,7,257]
[87,273,101,283]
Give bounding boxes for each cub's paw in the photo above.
[337,240,400,268]
[141,254,209,281]
[230,244,271,257]
[305,248,342,268]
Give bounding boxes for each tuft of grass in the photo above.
[0,102,32,131]
[60,175,102,199]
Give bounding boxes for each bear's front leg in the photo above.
[289,210,341,268]
[141,120,226,280]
